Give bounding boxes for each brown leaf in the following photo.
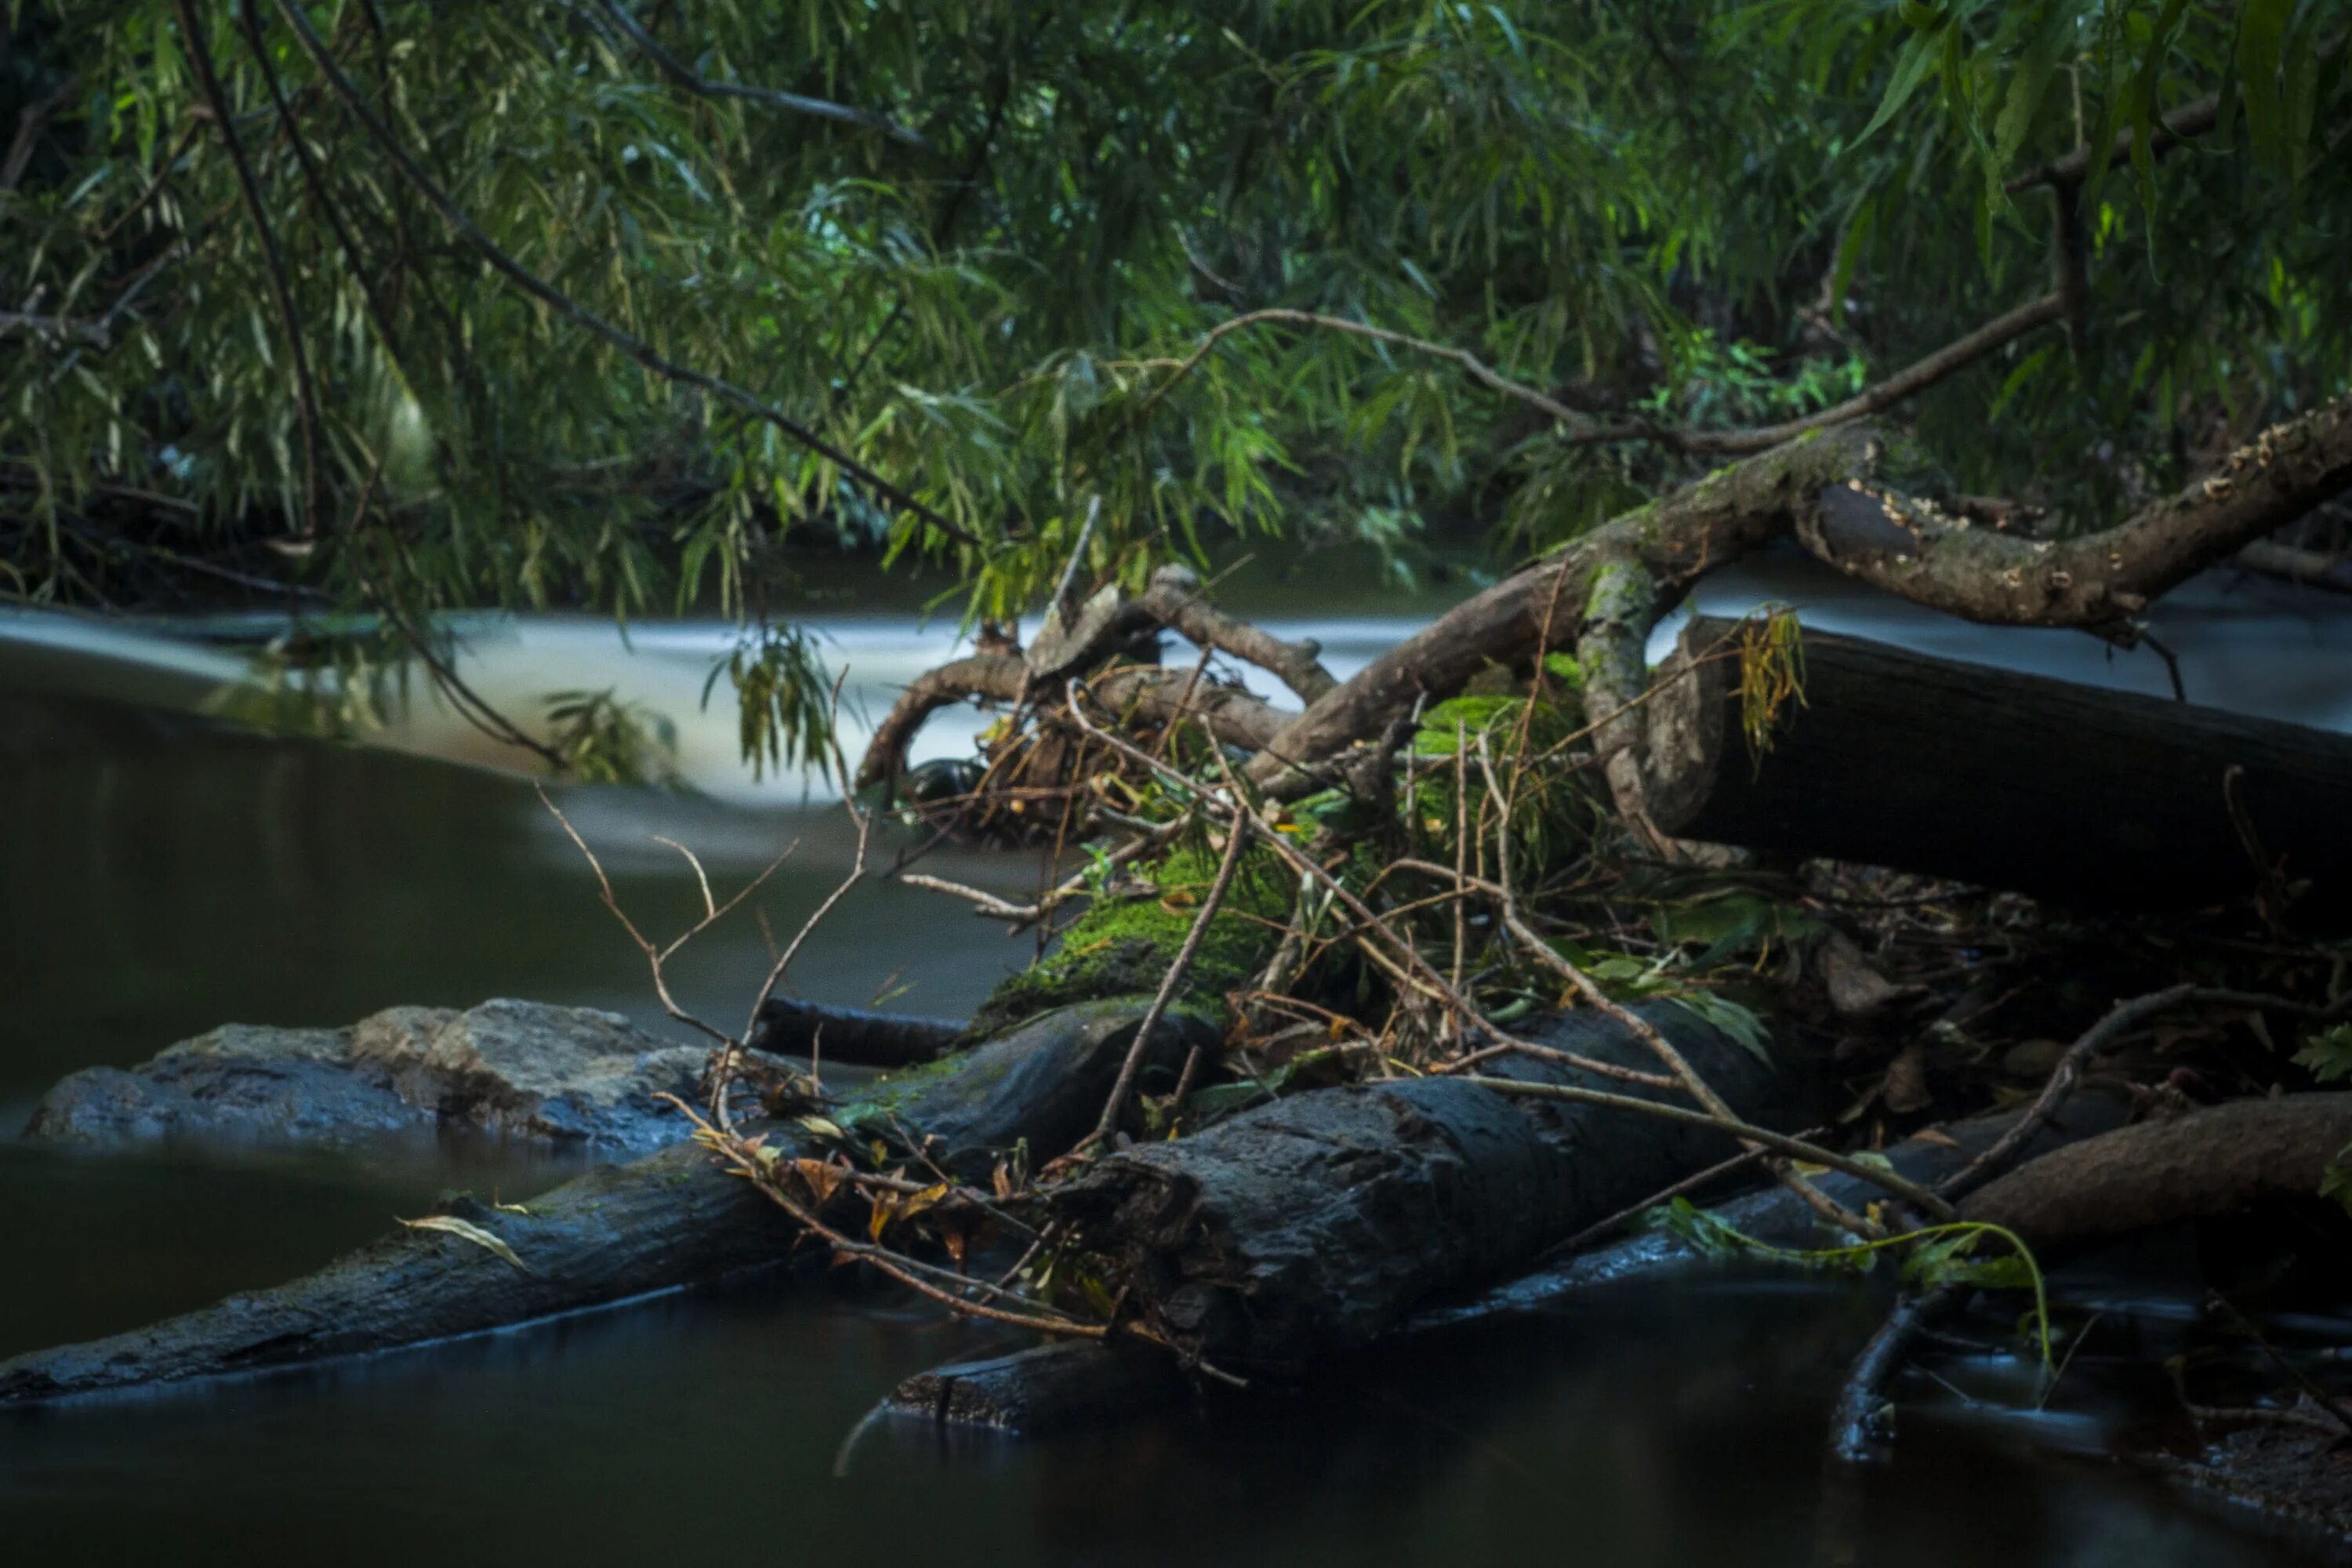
[794,1157,844,1206]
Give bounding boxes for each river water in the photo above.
[2,552,2346,1564]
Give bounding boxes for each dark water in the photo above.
[3,575,2348,1565]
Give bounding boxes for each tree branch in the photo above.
[1,71,73,190]
[1796,394,2352,626]
[2005,94,2219,194]
[588,2,923,146]
[270,0,985,551]
[1243,423,1881,792]
[1605,292,2067,458]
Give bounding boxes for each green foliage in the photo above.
[2321,1142,2352,1217]
[1647,1201,2056,1367]
[970,834,1296,1034]
[5,1,2348,758]
[1408,675,1595,873]
[2292,1022,2352,1083]
[544,687,680,786]
[706,622,832,779]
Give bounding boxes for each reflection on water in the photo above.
[3,562,2349,1565]
[0,1263,2311,1568]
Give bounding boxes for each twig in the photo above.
[725,673,870,1130]
[1827,1288,1958,1468]
[2206,1291,2352,1439]
[539,792,791,1036]
[1454,1074,1958,1219]
[1,71,74,190]
[666,1094,1247,1387]
[1062,684,1675,1089]
[1937,983,2196,1201]
[1542,1138,1795,1258]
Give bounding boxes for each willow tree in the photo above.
[2,1,2347,763]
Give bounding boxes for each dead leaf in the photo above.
[398,1214,528,1272]
[793,1157,844,1206]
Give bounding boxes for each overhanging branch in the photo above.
[588,2,924,146]
[270,0,984,551]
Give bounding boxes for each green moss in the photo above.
[971,840,1294,1036]
[839,1046,986,1124]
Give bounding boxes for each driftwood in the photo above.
[888,1088,2140,1434]
[1637,616,2352,923]
[1051,1003,1803,1370]
[0,998,1207,1404]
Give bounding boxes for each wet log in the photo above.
[887,1087,2139,1434]
[747,996,965,1069]
[0,998,1207,1404]
[889,1342,1189,1433]
[1641,616,2352,923]
[1051,1003,1805,1370]
[1959,1092,2352,1260]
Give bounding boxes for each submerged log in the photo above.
[1051,1003,1804,1370]
[0,998,1207,1403]
[1641,616,2352,923]
[887,1087,2139,1434]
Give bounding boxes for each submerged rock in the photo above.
[24,999,739,1154]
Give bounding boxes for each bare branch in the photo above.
[1798,394,2352,625]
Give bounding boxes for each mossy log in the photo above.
[1051,1002,1806,1370]
[0,999,1208,1404]
[968,837,1295,1036]
[1641,616,2352,924]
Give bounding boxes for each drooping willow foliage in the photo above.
[2,2,2345,760]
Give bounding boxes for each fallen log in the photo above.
[1959,1092,2352,1260]
[1639,616,2352,924]
[887,1088,2139,1433]
[747,996,965,1069]
[1051,1002,1803,1370]
[0,997,1206,1403]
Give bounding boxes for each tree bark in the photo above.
[1960,1093,2352,1260]
[1243,425,1879,793]
[0,998,1207,1403]
[748,996,964,1068]
[1635,616,2352,924]
[1795,394,2352,626]
[887,1087,2139,1434]
[1050,1002,1806,1370]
